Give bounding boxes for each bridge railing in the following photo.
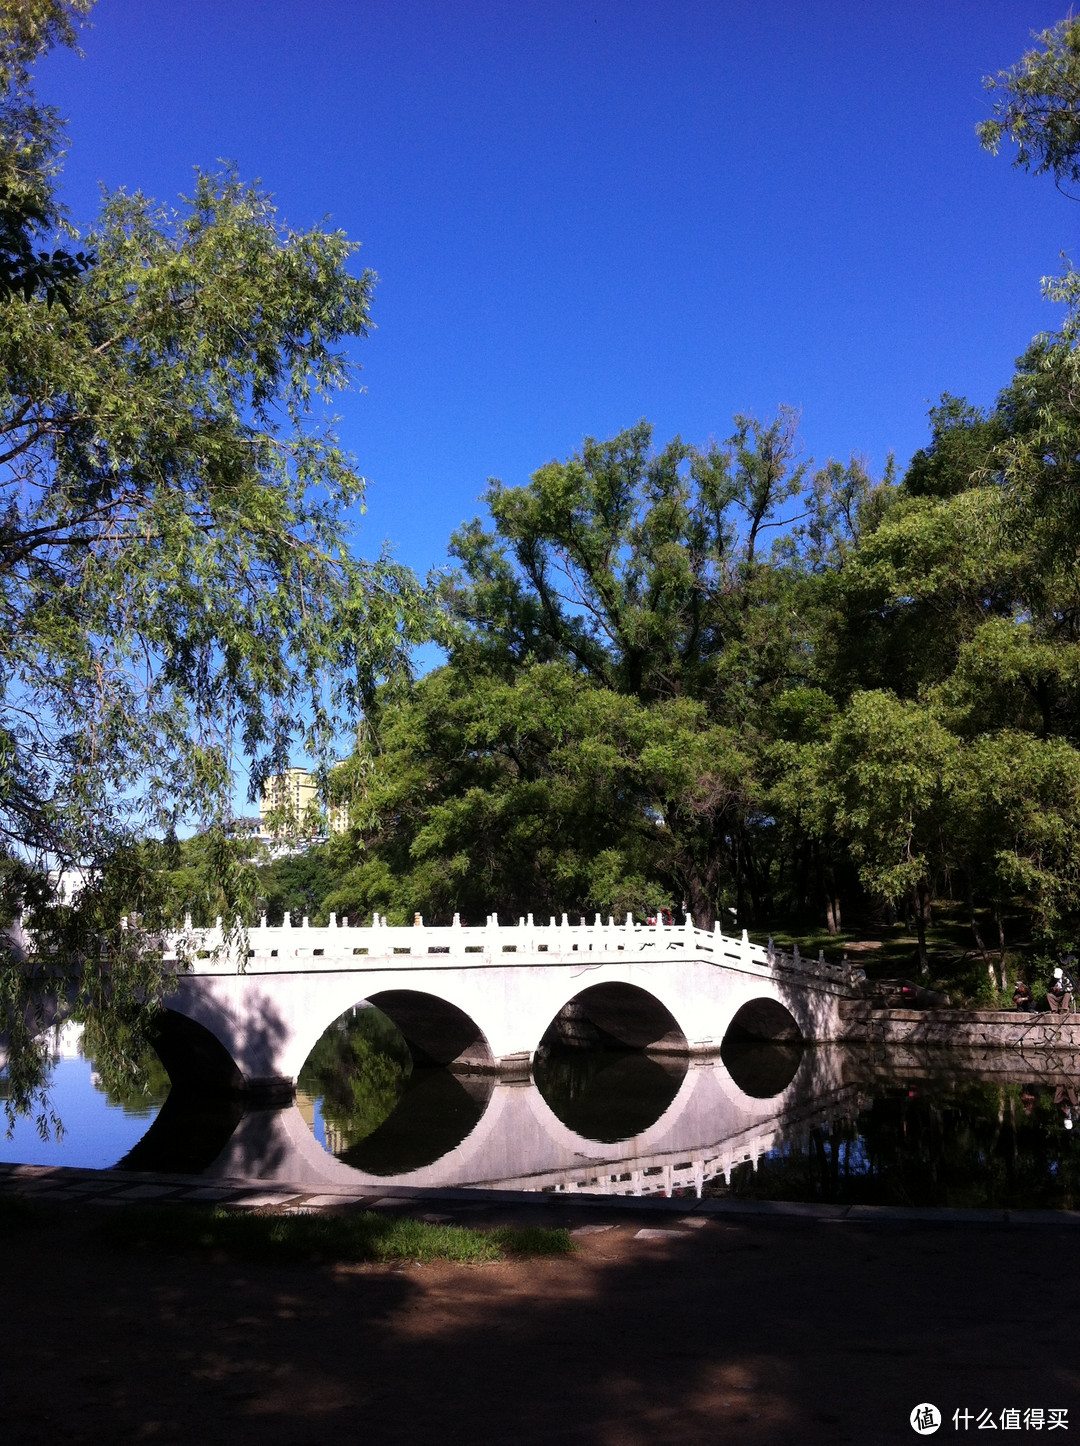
[160,911,855,988]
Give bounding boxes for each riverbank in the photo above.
[2,1182,1076,1446]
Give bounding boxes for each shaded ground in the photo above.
[1,1200,1075,1446]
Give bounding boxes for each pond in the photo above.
[3,1008,1080,1210]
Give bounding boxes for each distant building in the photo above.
[258,768,350,839]
[259,767,319,837]
[327,801,350,836]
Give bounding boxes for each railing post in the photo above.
[283,911,291,929]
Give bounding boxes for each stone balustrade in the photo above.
[160,910,855,990]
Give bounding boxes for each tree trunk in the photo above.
[821,855,841,936]
[912,882,931,977]
[795,837,810,921]
[968,895,995,988]
[994,908,1008,993]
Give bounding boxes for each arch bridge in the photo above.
[155,912,859,1098]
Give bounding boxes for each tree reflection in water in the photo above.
[714,1079,1080,1210]
[297,1005,412,1150]
[81,1015,171,1116]
[297,1005,494,1175]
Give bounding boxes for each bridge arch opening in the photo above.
[364,990,495,1071]
[723,997,802,1044]
[539,982,688,1055]
[109,1010,252,1173]
[149,1008,246,1096]
[297,994,496,1175]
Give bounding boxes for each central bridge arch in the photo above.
[541,981,689,1054]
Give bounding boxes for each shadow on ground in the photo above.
[2,1203,1075,1446]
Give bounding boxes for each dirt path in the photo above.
[1,1202,1075,1446]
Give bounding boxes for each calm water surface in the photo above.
[3,1011,1080,1209]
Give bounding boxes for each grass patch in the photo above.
[94,1204,574,1265]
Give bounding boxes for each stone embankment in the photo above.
[840,1002,1080,1051]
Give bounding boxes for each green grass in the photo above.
[752,903,1036,1005]
[94,1204,574,1265]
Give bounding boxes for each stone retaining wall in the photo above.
[840,1003,1080,1050]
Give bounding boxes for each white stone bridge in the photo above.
[154,913,859,1098]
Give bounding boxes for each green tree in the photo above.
[978,16,1080,195]
[812,692,958,975]
[0,4,427,1122]
[0,1,94,304]
[442,413,808,711]
[254,847,339,927]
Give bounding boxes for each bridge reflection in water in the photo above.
[121,1028,858,1200]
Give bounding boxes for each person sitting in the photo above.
[1013,978,1033,1012]
[1047,965,1076,1016]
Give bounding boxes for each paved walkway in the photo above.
[3,1159,1079,1229]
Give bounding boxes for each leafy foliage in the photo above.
[978,17,1080,195]
[0,5,427,1118]
[297,1006,411,1148]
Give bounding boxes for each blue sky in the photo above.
[32,1,1079,807]
[38,1,1076,586]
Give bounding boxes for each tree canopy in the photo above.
[0,0,425,1125]
[978,16,1080,194]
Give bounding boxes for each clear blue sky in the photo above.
[37,1,1076,589]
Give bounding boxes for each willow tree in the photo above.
[0,1,425,1126]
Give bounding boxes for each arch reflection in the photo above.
[533,1048,688,1142]
[297,1003,494,1175]
[336,1069,494,1176]
[719,1038,804,1098]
